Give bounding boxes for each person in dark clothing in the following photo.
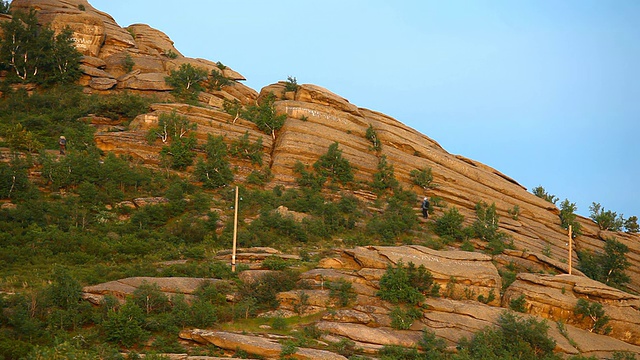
[421,197,429,219]
[59,136,66,155]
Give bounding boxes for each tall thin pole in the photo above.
[232,186,239,272]
[568,225,572,275]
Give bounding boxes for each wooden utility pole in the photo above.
[568,225,573,275]
[232,186,239,272]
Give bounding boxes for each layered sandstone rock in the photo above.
[81,276,223,305]
[179,330,348,360]
[503,273,640,346]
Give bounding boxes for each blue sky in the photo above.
[88,0,639,218]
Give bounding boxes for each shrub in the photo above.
[165,63,208,103]
[366,195,417,241]
[574,298,611,334]
[472,201,499,241]
[508,204,520,220]
[327,279,357,307]
[208,68,232,91]
[390,306,422,330]
[589,202,624,231]
[578,237,630,289]
[102,302,149,348]
[433,207,465,241]
[313,142,354,184]
[262,256,291,270]
[532,186,558,204]
[237,270,298,313]
[123,53,135,72]
[284,76,299,92]
[132,282,171,314]
[365,124,381,152]
[624,216,639,233]
[559,199,581,237]
[509,294,527,313]
[293,161,326,191]
[371,155,398,192]
[194,134,234,189]
[229,131,263,165]
[409,167,435,191]
[377,261,436,305]
[458,312,557,360]
[241,92,286,139]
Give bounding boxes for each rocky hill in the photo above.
[3,0,639,358]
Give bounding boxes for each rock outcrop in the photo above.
[504,273,640,346]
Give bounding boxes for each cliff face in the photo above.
[6,0,640,355]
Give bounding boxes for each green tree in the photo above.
[102,302,149,348]
[165,63,208,103]
[208,68,232,91]
[294,161,326,191]
[472,201,499,241]
[0,10,81,85]
[532,186,558,204]
[229,131,263,166]
[48,28,83,85]
[559,199,581,237]
[313,142,354,184]
[0,1,9,14]
[377,261,436,305]
[578,237,630,289]
[194,134,234,189]
[371,155,398,193]
[147,110,196,144]
[0,155,31,199]
[574,299,611,334]
[410,167,435,191]
[242,92,286,139]
[284,76,299,92]
[433,207,466,241]
[458,312,558,360]
[365,124,381,151]
[589,202,624,231]
[147,111,197,170]
[624,216,639,233]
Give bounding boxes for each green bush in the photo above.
[194,134,234,189]
[509,294,527,313]
[366,195,417,242]
[377,261,437,305]
[624,216,639,233]
[365,124,381,152]
[241,92,286,139]
[559,199,581,237]
[589,202,624,231]
[208,68,232,91]
[327,279,357,307]
[532,186,558,204]
[313,142,354,185]
[102,302,149,348]
[284,76,299,92]
[371,155,398,193]
[410,167,435,191]
[574,299,611,334]
[132,282,171,315]
[457,312,558,360]
[165,63,208,103]
[390,306,422,330]
[578,237,630,289]
[229,131,263,166]
[433,207,466,241]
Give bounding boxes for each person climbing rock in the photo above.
[421,196,430,219]
[59,136,66,155]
